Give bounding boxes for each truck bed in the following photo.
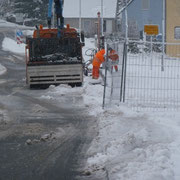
[26,63,83,87]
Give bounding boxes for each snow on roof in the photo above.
[64,0,117,18]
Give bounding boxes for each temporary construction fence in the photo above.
[103,40,180,111]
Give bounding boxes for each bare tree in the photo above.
[0,0,8,16]
[0,0,14,17]
[0,0,6,7]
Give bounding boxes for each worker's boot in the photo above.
[115,66,118,72]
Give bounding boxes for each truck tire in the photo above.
[76,82,82,87]
[69,82,82,87]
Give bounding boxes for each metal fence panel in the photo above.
[103,40,180,111]
[103,41,125,107]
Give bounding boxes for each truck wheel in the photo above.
[69,83,82,87]
[30,84,36,89]
[75,82,82,87]
[84,68,88,76]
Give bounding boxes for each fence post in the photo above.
[102,44,109,109]
[110,54,113,102]
[150,36,153,70]
[120,42,126,102]
[123,41,128,102]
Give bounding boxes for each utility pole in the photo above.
[161,0,165,71]
[79,0,82,40]
[101,0,104,36]
[52,1,55,27]
[97,12,101,51]
[125,0,128,42]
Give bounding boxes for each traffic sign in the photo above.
[144,25,159,35]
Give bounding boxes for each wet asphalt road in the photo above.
[0,29,98,180]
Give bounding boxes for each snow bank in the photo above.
[86,106,180,180]
[40,84,84,100]
[0,64,6,75]
[39,77,104,116]
[2,37,25,54]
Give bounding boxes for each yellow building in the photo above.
[166,0,180,57]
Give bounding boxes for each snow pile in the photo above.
[0,64,6,75]
[40,84,84,100]
[83,77,104,116]
[2,37,25,54]
[39,77,104,116]
[86,106,180,179]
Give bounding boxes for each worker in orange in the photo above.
[108,48,119,72]
[92,49,105,79]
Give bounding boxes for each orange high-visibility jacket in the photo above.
[92,49,105,67]
[109,49,119,61]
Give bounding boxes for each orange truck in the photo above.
[25,0,84,88]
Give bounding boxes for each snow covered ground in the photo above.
[1,28,180,179]
[0,64,6,76]
[86,106,180,180]
[2,37,26,54]
[38,75,180,180]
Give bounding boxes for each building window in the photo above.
[142,0,149,10]
[175,27,180,40]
